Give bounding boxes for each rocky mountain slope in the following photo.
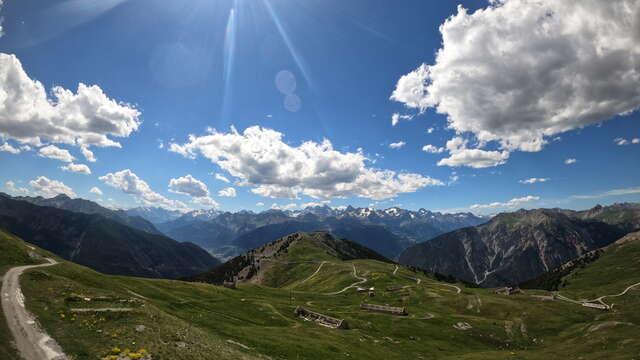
[398,206,633,287]
[0,195,219,279]
[11,194,161,235]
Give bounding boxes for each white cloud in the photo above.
[169,126,443,201]
[29,176,77,198]
[38,145,75,163]
[391,113,412,127]
[81,146,96,162]
[168,174,219,207]
[5,180,29,195]
[519,178,550,184]
[422,144,444,154]
[89,186,103,196]
[214,173,231,183]
[437,137,509,168]
[271,203,297,210]
[100,169,188,210]
[256,202,265,207]
[392,1,640,155]
[218,187,236,197]
[0,142,20,154]
[0,53,140,148]
[389,141,406,149]
[565,158,577,165]
[60,163,91,175]
[169,174,210,198]
[571,187,640,200]
[470,195,540,210]
[615,137,640,145]
[615,137,629,146]
[426,127,435,134]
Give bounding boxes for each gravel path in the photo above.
[2,258,68,360]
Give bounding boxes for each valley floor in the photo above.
[2,231,640,360]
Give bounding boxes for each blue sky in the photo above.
[0,0,638,214]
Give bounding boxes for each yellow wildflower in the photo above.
[111,347,121,354]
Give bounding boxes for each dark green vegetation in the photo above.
[399,204,638,287]
[0,195,219,279]
[3,229,639,359]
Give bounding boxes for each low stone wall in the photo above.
[294,306,348,329]
[360,303,407,316]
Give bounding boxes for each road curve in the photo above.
[324,264,367,295]
[2,258,68,360]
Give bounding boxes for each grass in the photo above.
[3,230,640,359]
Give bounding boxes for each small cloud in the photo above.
[448,175,459,185]
[0,142,21,154]
[422,144,445,154]
[271,203,297,210]
[60,163,91,175]
[218,187,237,197]
[256,202,265,207]
[427,127,435,134]
[5,181,29,195]
[266,114,273,118]
[80,146,96,162]
[614,137,629,146]
[389,141,406,149]
[565,158,577,165]
[215,173,231,183]
[519,177,550,184]
[89,187,103,196]
[633,138,640,144]
[391,113,413,127]
[470,195,540,210]
[38,145,75,163]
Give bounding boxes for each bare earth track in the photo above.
[1,258,68,360]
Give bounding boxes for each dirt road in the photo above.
[1,258,68,360]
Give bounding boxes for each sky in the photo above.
[0,0,639,215]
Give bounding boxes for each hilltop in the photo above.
[187,231,391,286]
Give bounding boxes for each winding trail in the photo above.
[392,265,399,275]
[2,258,68,360]
[324,264,367,295]
[556,281,640,308]
[590,282,640,307]
[301,261,329,284]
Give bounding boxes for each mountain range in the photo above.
[135,205,487,260]
[398,203,640,287]
[0,193,218,279]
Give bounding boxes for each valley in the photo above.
[2,229,640,359]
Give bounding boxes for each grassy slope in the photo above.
[3,231,639,359]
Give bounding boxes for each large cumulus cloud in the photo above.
[392,0,640,164]
[169,126,443,200]
[0,53,141,148]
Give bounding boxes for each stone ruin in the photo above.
[494,286,522,295]
[294,306,348,329]
[360,303,408,316]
